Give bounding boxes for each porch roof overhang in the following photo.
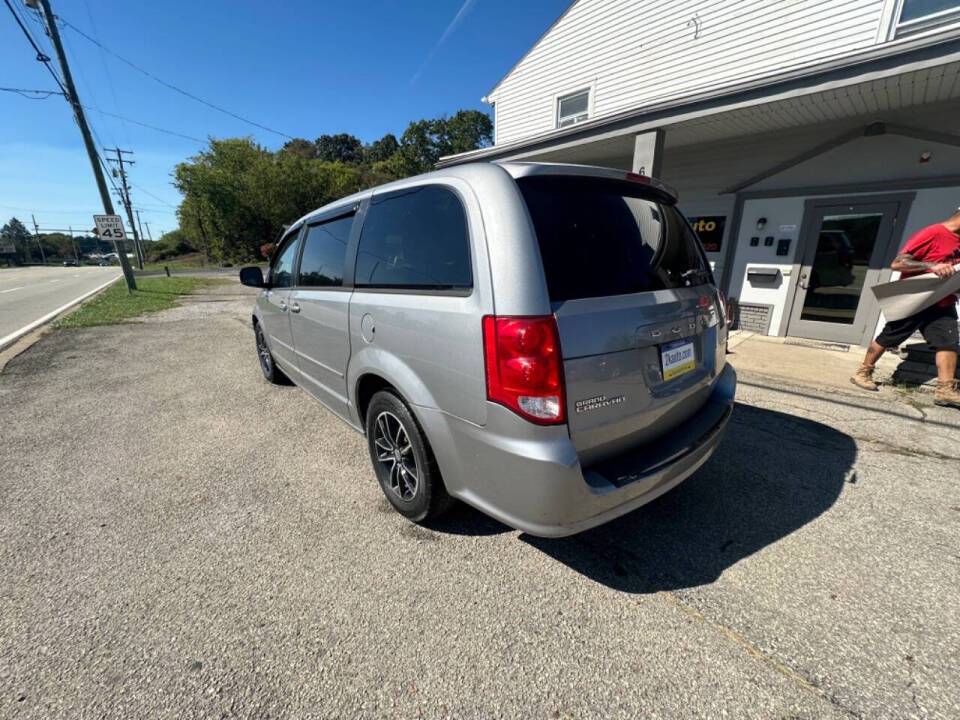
[437,31,960,169]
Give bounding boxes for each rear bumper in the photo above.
[417,364,736,537]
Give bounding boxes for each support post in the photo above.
[105,147,144,270]
[632,129,665,178]
[31,215,46,264]
[36,0,136,289]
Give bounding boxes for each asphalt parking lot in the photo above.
[0,283,957,719]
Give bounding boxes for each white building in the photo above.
[440,0,960,347]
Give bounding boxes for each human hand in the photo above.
[930,263,956,279]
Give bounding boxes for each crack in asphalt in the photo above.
[657,590,864,719]
[571,529,863,718]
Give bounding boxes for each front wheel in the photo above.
[254,322,289,385]
[366,390,452,522]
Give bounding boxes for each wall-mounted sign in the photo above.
[688,216,726,253]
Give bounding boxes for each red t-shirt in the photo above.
[899,223,960,307]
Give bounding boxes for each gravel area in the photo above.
[1,281,957,719]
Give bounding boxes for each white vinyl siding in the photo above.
[489,0,891,145]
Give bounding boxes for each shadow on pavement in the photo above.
[522,402,856,593]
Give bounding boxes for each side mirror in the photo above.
[239,266,266,288]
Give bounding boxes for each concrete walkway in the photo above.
[727,330,910,398]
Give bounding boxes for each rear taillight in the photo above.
[717,290,730,326]
[482,315,566,425]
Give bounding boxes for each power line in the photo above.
[128,183,178,209]
[2,0,67,95]
[59,16,294,140]
[81,0,130,147]
[81,105,204,142]
[0,85,64,99]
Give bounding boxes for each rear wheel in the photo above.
[254,321,289,385]
[366,390,451,522]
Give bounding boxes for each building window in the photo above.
[557,89,590,128]
[895,0,960,36]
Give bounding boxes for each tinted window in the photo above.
[299,215,353,287]
[270,230,301,288]
[518,176,711,302]
[355,186,471,290]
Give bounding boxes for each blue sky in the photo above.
[1,0,568,238]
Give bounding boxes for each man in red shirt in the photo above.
[852,210,960,407]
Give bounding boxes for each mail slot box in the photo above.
[746,268,781,283]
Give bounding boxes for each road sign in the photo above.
[0,243,14,254]
[93,214,127,241]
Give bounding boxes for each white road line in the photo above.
[1,286,24,294]
[0,275,122,351]
[72,274,79,277]
[49,279,61,283]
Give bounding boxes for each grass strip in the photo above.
[55,276,225,328]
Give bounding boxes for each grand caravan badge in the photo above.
[575,394,625,414]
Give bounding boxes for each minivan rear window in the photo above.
[517,176,711,302]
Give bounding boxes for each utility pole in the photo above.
[33,0,136,290]
[135,209,146,246]
[31,214,46,264]
[144,222,153,242]
[105,147,144,270]
[68,225,78,262]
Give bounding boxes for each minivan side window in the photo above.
[355,185,471,290]
[299,215,353,287]
[270,230,301,288]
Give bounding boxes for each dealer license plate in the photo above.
[661,338,695,381]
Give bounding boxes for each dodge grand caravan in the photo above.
[240,162,736,537]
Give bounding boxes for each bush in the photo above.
[146,229,198,262]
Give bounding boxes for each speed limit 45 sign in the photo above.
[93,214,127,240]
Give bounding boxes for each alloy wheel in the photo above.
[255,326,272,375]
[373,411,419,501]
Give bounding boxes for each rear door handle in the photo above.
[289,303,301,313]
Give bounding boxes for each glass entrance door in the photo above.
[787,201,902,345]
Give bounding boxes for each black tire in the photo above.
[366,390,452,522]
[254,321,290,385]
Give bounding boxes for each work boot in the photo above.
[850,363,878,391]
[934,379,960,408]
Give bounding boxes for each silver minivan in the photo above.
[240,162,736,537]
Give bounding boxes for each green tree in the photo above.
[1,217,32,265]
[315,133,364,164]
[391,111,493,175]
[366,133,399,163]
[281,138,318,159]
[171,109,493,262]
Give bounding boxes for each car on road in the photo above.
[63,258,78,267]
[240,162,736,536]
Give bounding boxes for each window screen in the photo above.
[299,215,353,287]
[355,186,472,290]
[270,230,300,288]
[557,90,589,128]
[517,176,711,302]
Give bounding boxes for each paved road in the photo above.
[0,284,957,718]
[0,266,120,343]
